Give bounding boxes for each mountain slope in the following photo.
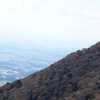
[1,42,100,100]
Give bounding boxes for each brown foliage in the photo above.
[1,41,100,99]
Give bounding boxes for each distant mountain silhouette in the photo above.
[1,42,100,100]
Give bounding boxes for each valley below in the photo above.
[0,43,76,86]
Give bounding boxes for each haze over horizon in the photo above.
[0,0,100,87]
[0,0,100,49]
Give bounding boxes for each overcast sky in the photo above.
[0,0,100,47]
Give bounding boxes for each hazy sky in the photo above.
[0,0,100,47]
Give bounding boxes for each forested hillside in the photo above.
[1,42,100,100]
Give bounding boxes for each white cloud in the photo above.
[0,0,100,45]
[89,19,100,23]
[23,0,38,6]
[0,0,26,10]
[38,1,60,11]
[0,12,23,18]
[1,0,99,22]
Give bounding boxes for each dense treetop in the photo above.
[1,42,100,100]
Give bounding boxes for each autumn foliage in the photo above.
[1,42,100,99]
